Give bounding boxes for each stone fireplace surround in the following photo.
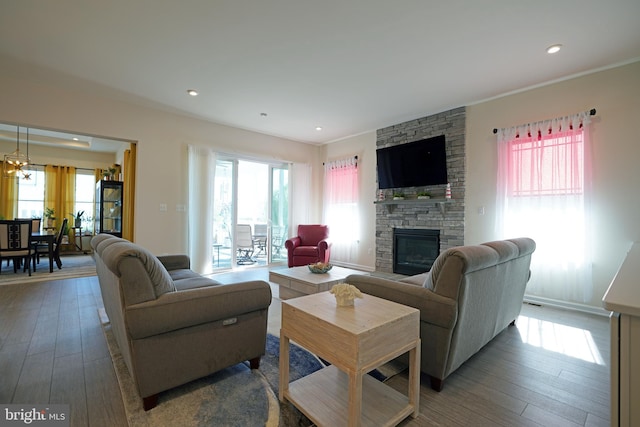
[375,107,466,274]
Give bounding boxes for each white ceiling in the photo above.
[1,0,639,145]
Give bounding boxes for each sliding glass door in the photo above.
[211,157,289,270]
[270,165,289,264]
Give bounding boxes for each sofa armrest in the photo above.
[346,274,457,329]
[318,238,332,250]
[285,236,301,250]
[157,254,190,271]
[125,280,272,339]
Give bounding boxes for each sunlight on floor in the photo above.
[516,315,605,365]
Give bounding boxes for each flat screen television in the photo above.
[376,135,448,189]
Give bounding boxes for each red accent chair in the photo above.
[285,225,332,268]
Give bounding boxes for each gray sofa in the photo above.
[91,234,272,410]
[346,237,535,391]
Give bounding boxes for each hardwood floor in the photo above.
[0,271,610,426]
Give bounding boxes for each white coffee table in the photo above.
[279,291,420,426]
[269,265,366,300]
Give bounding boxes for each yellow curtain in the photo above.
[0,162,18,219]
[44,165,76,231]
[122,144,136,241]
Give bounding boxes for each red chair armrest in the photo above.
[285,236,301,250]
[318,238,332,251]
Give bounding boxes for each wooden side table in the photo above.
[279,291,420,426]
[70,226,83,252]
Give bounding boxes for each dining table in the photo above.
[32,231,56,273]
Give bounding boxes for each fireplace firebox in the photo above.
[393,228,440,275]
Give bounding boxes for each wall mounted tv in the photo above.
[376,135,448,189]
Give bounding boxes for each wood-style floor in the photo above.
[0,270,611,426]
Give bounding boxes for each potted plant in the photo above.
[70,211,85,228]
[44,207,55,227]
[417,191,431,199]
[393,192,405,200]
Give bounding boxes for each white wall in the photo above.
[0,65,320,255]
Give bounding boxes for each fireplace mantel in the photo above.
[374,198,450,215]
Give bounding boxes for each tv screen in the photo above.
[376,135,448,189]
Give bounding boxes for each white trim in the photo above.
[523,294,610,317]
[330,260,374,273]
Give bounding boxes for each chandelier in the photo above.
[3,126,32,180]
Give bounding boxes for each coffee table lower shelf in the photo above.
[284,365,415,427]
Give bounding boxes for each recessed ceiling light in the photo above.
[315,126,323,131]
[187,89,199,96]
[72,137,79,141]
[546,44,562,54]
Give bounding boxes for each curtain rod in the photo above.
[323,155,357,166]
[27,163,96,172]
[492,108,596,134]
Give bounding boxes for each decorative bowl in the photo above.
[308,263,333,274]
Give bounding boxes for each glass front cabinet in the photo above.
[95,180,123,237]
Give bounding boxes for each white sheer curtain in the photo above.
[290,162,311,236]
[323,156,359,263]
[188,145,216,274]
[496,111,593,303]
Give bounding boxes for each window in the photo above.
[496,112,592,303]
[323,157,359,263]
[75,170,95,233]
[16,167,95,233]
[17,166,45,219]
[508,134,584,197]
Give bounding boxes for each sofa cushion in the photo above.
[293,246,319,256]
[91,234,122,256]
[399,272,434,290]
[170,269,222,291]
[398,273,427,286]
[101,241,176,297]
[422,271,434,290]
[91,233,116,251]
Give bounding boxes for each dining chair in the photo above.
[15,218,41,234]
[236,224,256,265]
[6,218,41,269]
[271,225,286,257]
[0,220,36,276]
[252,224,268,256]
[35,218,68,270]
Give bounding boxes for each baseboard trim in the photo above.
[523,295,610,317]
[329,261,374,272]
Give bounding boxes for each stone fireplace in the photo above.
[375,107,466,274]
